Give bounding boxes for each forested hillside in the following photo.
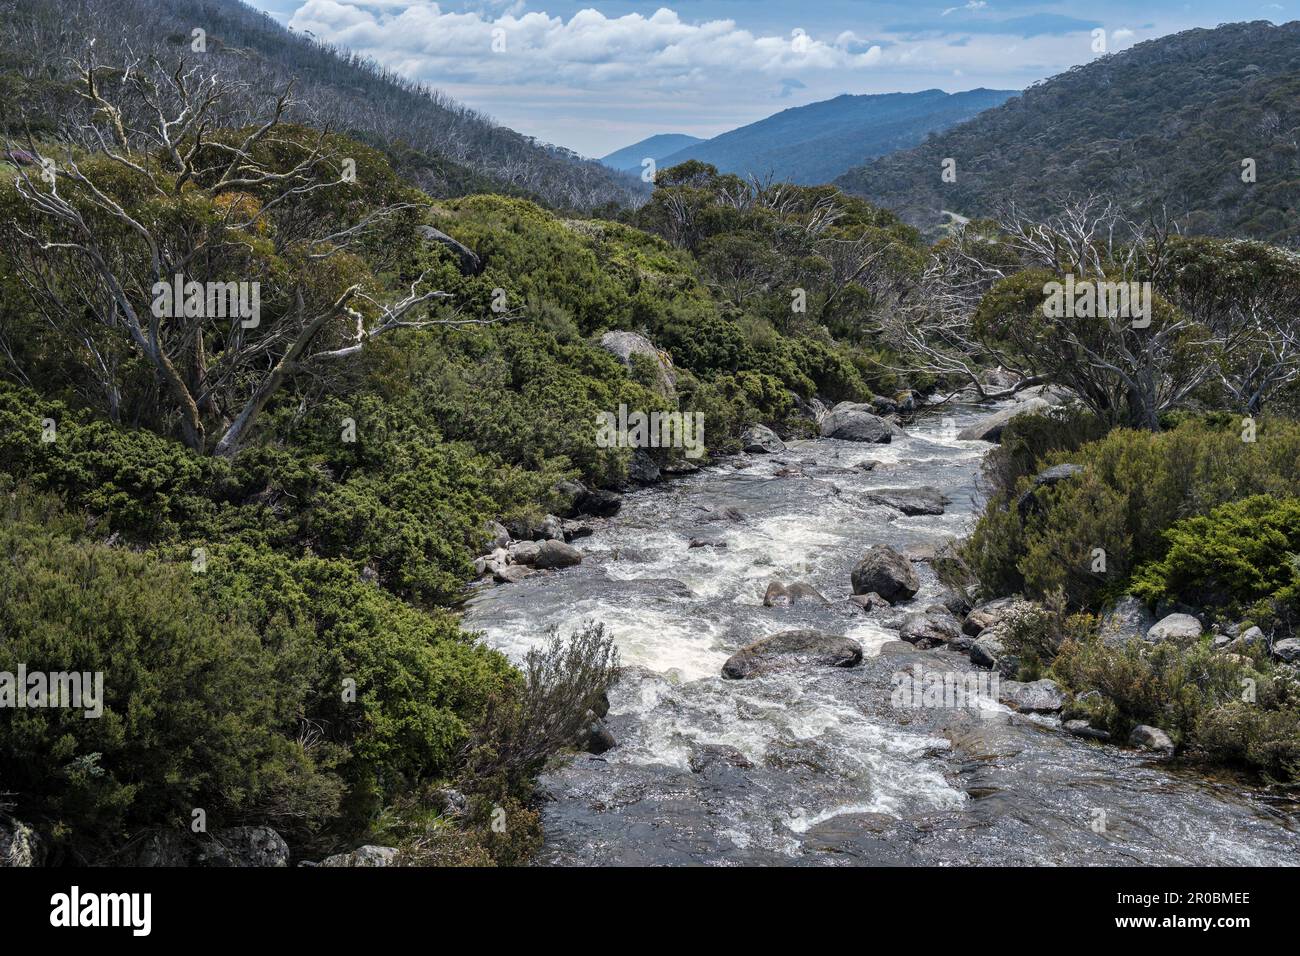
[0,0,643,210]
[837,21,1300,243]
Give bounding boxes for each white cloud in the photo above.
[287,2,884,88]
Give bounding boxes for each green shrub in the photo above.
[1130,495,1300,629]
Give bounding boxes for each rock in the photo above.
[898,606,964,648]
[864,486,950,516]
[1063,719,1111,741]
[939,590,973,618]
[202,826,290,868]
[1225,626,1265,654]
[1146,613,1203,646]
[533,540,583,570]
[494,564,535,584]
[722,629,863,679]
[688,536,727,549]
[1097,595,1157,649]
[1016,463,1084,519]
[507,540,541,565]
[998,679,1065,714]
[580,488,623,517]
[321,845,400,867]
[1272,638,1300,664]
[819,407,894,443]
[578,713,616,754]
[0,817,43,867]
[432,788,469,816]
[486,520,511,550]
[957,398,1051,442]
[662,459,702,477]
[969,633,1019,678]
[848,592,891,612]
[961,596,1020,638]
[850,545,919,603]
[741,424,785,454]
[598,330,677,397]
[854,460,878,472]
[870,395,898,415]
[124,827,290,867]
[763,581,828,607]
[626,449,661,485]
[504,514,563,541]
[688,744,754,774]
[563,520,594,541]
[1129,724,1175,754]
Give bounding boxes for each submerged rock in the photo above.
[850,545,919,603]
[864,486,950,516]
[763,581,829,607]
[722,629,863,679]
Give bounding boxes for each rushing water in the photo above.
[463,407,1300,865]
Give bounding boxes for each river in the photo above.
[463,406,1300,865]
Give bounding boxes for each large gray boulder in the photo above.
[1273,638,1300,664]
[201,827,291,867]
[321,845,399,867]
[722,629,863,679]
[1098,595,1157,649]
[998,678,1065,714]
[962,596,1021,638]
[741,424,785,454]
[957,398,1050,442]
[899,606,965,648]
[533,540,583,569]
[864,486,950,516]
[851,545,919,603]
[1146,613,1203,646]
[763,581,828,607]
[1129,725,1175,754]
[820,407,894,443]
[598,330,676,397]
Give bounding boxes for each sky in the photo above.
[244,1,1295,158]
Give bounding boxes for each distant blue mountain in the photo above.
[645,88,1017,185]
[600,134,706,173]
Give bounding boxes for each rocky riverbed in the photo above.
[463,407,1300,865]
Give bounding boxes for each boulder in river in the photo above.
[957,398,1050,442]
[819,407,894,443]
[848,592,891,612]
[850,545,919,603]
[1063,719,1111,741]
[741,424,785,454]
[864,486,950,516]
[763,581,829,607]
[722,629,863,679]
[507,540,541,565]
[626,449,662,485]
[533,540,583,570]
[898,606,965,649]
[998,679,1065,714]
